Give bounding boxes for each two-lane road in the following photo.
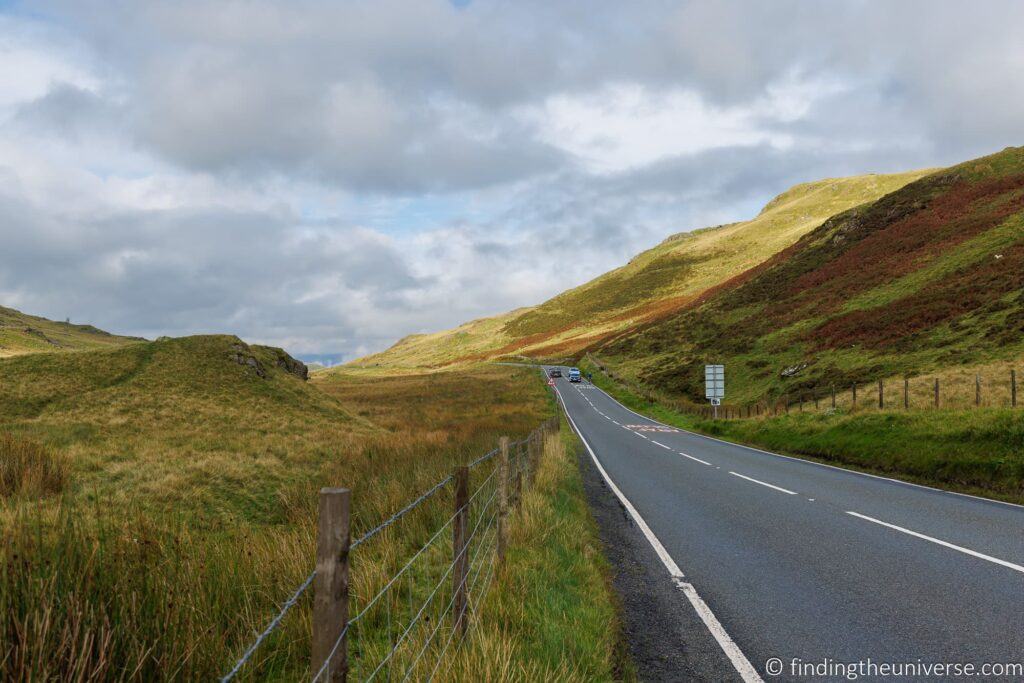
[549,371,1024,681]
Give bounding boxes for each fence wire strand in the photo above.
[222,418,555,682]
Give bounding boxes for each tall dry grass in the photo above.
[0,364,555,680]
[0,432,68,498]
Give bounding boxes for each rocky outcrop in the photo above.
[259,346,309,380]
[229,343,267,378]
[229,342,310,381]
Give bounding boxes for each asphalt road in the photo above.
[547,370,1024,682]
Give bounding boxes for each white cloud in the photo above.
[1,0,1023,359]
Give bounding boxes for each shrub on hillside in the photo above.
[0,432,68,497]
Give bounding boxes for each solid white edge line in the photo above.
[729,471,798,496]
[845,511,1024,574]
[680,452,713,466]
[553,385,763,683]
[587,384,1024,511]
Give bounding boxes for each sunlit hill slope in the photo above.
[354,168,931,368]
[0,305,142,357]
[601,146,1024,404]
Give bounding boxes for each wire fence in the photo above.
[699,367,1022,420]
[589,356,1022,421]
[223,415,560,682]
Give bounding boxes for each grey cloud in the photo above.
[4,0,1024,359]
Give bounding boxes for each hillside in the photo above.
[0,305,142,357]
[355,169,931,368]
[599,146,1024,404]
[0,334,360,519]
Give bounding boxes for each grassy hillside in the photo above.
[355,169,930,368]
[2,340,630,680]
[600,146,1024,404]
[0,305,142,357]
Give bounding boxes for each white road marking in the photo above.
[679,452,713,466]
[845,511,1024,574]
[651,440,672,450]
[729,472,798,496]
[554,386,763,683]
[588,384,1024,510]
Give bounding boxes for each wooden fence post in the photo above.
[934,377,940,409]
[831,384,836,409]
[1013,369,1018,408]
[976,375,981,407]
[852,383,857,409]
[497,436,509,564]
[513,443,523,511]
[814,394,819,411]
[878,379,884,409]
[313,488,351,683]
[530,431,540,486]
[452,466,469,637]
[904,378,909,410]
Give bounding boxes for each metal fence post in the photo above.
[452,466,469,637]
[313,488,351,683]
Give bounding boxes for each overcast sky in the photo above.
[1,1,1022,361]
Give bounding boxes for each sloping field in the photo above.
[1,341,563,679]
[602,146,1024,404]
[356,169,931,368]
[0,305,142,357]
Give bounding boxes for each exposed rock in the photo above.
[229,343,266,378]
[780,363,808,378]
[23,327,61,347]
[270,349,309,380]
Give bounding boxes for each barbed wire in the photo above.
[426,506,501,682]
[220,570,316,682]
[377,485,499,682]
[222,419,551,682]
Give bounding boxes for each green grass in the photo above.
[440,421,635,681]
[1,344,630,680]
[0,305,141,358]
[583,359,1024,505]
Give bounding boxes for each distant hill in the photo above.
[600,146,1024,403]
[354,168,932,368]
[0,306,143,357]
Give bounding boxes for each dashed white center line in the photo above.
[729,472,798,495]
[679,451,713,466]
[846,511,1024,574]
[651,440,672,450]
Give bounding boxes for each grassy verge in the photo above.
[443,421,635,682]
[581,359,1024,505]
